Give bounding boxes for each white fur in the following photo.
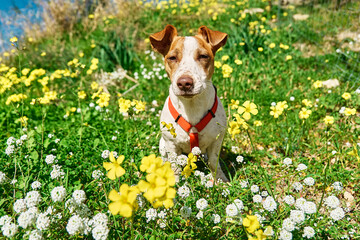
[159,37,228,181]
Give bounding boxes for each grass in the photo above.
[0,0,359,239]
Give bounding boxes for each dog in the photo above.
[149,25,228,182]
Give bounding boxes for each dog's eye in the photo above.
[199,54,209,60]
[168,56,177,61]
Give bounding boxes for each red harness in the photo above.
[168,93,218,150]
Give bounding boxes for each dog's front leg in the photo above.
[207,133,229,182]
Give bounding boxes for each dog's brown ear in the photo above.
[197,26,227,54]
[149,25,178,56]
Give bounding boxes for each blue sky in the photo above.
[0,0,33,11]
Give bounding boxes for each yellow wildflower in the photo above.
[161,121,176,138]
[103,152,126,180]
[313,81,323,88]
[96,92,110,107]
[10,37,18,43]
[228,121,240,139]
[237,101,258,121]
[229,99,239,109]
[269,43,276,48]
[21,68,30,76]
[78,90,86,99]
[108,184,140,217]
[132,100,146,112]
[118,98,132,113]
[234,114,249,129]
[254,120,262,126]
[302,99,313,107]
[243,215,260,233]
[276,101,288,110]
[40,52,46,57]
[6,93,27,105]
[91,81,99,90]
[214,61,222,68]
[140,154,163,173]
[299,108,312,119]
[324,116,334,125]
[344,108,356,116]
[270,106,283,118]
[258,47,263,52]
[221,55,229,61]
[70,107,77,112]
[222,64,233,78]
[181,153,197,178]
[234,59,243,65]
[19,116,28,126]
[342,92,351,100]
[285,55,292,61]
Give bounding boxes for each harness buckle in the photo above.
[208,109,215,118]
[175,114,181,122]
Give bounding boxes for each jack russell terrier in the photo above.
[150,25,228,182]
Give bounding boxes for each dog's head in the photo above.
[150,25,227,97]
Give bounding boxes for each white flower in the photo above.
[28,229,43,240]
[236,155,244,163]
[290,210,305,224]
[25,191,42,208]
[101,150,110,159]
[0,215,12,226]
[303,177,315,186]
[330,207,345,221]
[18,210,37,229]
[292,182,303,192]
[20,134,27,141]
[213,214,221,224]
[234,199,244,211]
[92,170,104,180]
[66,215,85,235]
[283,157,292,165]
[226,203,238,217]
[284,195,295,205]
[250,185,259,193]
[55,138,61,144]
[73,190,87,204]
[51,186,66,202]
[31,181,42,190]
[5,145,15,156]
[196,211,203,219]
[111,136,117,141]
[180,206,192,219]
[90,213,108,227]
[296,163,307,171]
[159,220,166,229]
[146,208,157,222]
[176,155,188,166]
[36,213,50,230]
[222,189,230,197]
[290,96,295,101]
[177,185,190,198]
[158,211,166,219]
[282,219,295,233]
[196,198,208,210]
[7,137,16,145]
[240,180,248,188]
[13,199,27,213]
[262,196,277,212]
[205,180,214,188]
[0,171,6,184]
[253,194,263,203]
[271,102,276,106]
[332,182,343,191]
[279,229,292,240]
[325,195,340,209]
[1,222,18,238]
[191,147,201,155]
[50,165,65,179]
[92,224,109,240]
[89,102,95,107]
[303,201,317,214]
[295,198,307,211]
[303,226,315,238]
[261,191,268,197]
[48,134,54,138]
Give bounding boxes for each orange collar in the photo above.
[168,92,218,150]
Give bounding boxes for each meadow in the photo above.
[0,0,359,239]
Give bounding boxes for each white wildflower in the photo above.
[253,194,263,203]
[50,165,65,179]
[66,215,85,235]
[325,195,340,209]
[250,185,259,193]
[196,211,203,219]
[279,229,292,240]
[283,157,292,165]
[92,224,109,240]
[236,155,244,163]
[0,215,12,226]
[25,191,41,208]
[73,190,87,204]
[18,210,37,229]
[191,147,201,155]
[226,203,238,217]
[178,185,190,198]
[196,198,208,210]
[295,198,307,211]
[296,163,307,171]
[51,186,66,202]
[262,196,277,212]
[146,208,157,222]
[284,195,295,205]
[330,207,345,221]
[303,226,315,238]
[292,182,303,192]
[101,150,110,159]
[213,214,221,224]
[332,182,343,191]
[36,213,50,230]
[45,154,57,164]
[31,181,42,190]
[13,199,27,213]
[92,170,104,180]
[28,229,43,240]
[0,171,6,184]
[304,201,317,214]
[1,222,18,238]
[290,210,305,224]
[303,177,315,186]
[180,206,192,219]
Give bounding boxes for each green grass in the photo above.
[0,0,359,239]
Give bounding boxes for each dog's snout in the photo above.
[177,76,194,91]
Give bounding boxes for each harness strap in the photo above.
[168,89,218,150]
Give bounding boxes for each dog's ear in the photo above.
[197,26,227,54]
[149,25,178,56]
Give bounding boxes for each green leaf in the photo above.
[30,150,39,160]
[44,138,50,148]
[93,138,100,148]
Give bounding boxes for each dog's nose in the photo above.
[177,76,194,91]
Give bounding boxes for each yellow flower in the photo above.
[254,120,262,126]
[10,37,18,43]
[270,106,283,118]
[269,43,276,48]
[138,160,176,208]
[79,52,84,58]
[237,101,258,121]
[103,152,126,180]
[118,98,132,113]
[313,81,323,88]
[40,52,46,57]
[234,114,249,129]
[70,107,77,112]
[299,107,312,119]
[91,81,99,90]
[230,99,240,109]
[324,116,334,125]
[234,59,243,65]
[228,121,240,139]
[132,100,146,112]
[222,64,233,78]
[88,14,95,19]
[6,93,27,105]
[214,61,222,68]
[78,90,86,99]
[249,229,268,240]
[276,101,288,110]
[302,99,313,107]
[243,215,260,233]
[161,122,176,138]
[96,92,110,107]
[258,47,263,52]
[181,153,197,178]
[342,92,351,100]
[285,55,292,61]
[19,116,28,126]
[108,184,140,217]
[344,108,356,116]
[221,55,229,61]
[140,154,163,173]
[21,68,30,76]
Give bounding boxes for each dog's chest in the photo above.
[160,98,226,153]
